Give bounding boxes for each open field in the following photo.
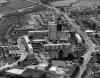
[0,0,36,36]
[72,0,100,8]
[50,0,76,7]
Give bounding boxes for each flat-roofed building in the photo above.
[6,68,25,75]
[0,0,7,4]
[17,36,33,54]
[48,22,57,41]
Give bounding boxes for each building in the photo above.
[2,45,20,55]
[48,22,57,41]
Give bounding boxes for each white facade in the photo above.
[48,22,57,40]
[6,68,25,75]
[0,0,7,3]
[17,36,33,54]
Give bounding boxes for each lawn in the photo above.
[72,0,100,8]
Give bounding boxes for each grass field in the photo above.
[50,0,76,7]
[0,16,18,36]
[0,0,37,36]
[72,0,100,8]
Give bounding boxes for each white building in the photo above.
[48,22,57,40]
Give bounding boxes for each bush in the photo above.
[39,73,47,78]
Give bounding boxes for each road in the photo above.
[60,10,95,78]
[0,2,96,78]
[43,4,95,78]
[0,52,27,70]
[60,12,95,78]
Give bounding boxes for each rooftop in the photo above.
[6,68,25,75]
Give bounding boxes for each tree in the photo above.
[27,75,33,78]
[60,7,65,12]
[39,73,47,78]
[40,0,49,4]
[58,50,63,60]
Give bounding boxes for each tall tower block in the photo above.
[48,22,57,41]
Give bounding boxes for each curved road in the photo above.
[0,2,95,78]
[0,53,27,70]
[42,4,95,78]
